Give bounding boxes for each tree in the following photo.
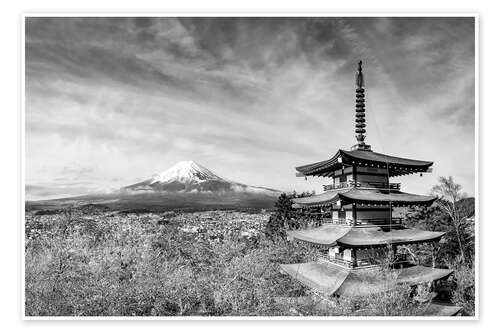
[265,191,317,240]
[431,176,474,264]
[274,193,296,222]
[264,193,291,240]
[405,204,451,267]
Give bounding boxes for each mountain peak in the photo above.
[151,160,223,184]
[122,160,280,197]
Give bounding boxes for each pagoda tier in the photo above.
[279,261,453,297]
[287,224,445,248]
[292,188,436,209]
[296,149,433,178]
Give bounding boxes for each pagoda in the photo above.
[280,61,454,299]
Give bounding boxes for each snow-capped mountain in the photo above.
[123,160,280,196]
[150,160,224,184]
[27,160,282,211]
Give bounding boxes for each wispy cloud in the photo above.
[25,17,475,199]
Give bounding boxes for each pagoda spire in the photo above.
[353,60,371,151]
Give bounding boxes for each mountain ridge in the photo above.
[122,160,280,196]
[27,160,282,211]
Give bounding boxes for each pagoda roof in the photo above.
[291,188,350,208]
[337,227,445,248]
[280,261,351,295]
[296,149,433,178]
[287,224,353,246]
[287,225,445,248]
[279,262,453,297]
[292,188,436,208]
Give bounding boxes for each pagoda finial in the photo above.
[353,60,371,151]
[356,60,364,88]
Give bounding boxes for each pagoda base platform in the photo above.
[279,261,453,297]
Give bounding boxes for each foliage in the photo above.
[449,258,476,316]
[264,191,315,240]
[25,209,314,316]
[405,201,475,266]
[25,208,423,317]
[430,176,474,263]
[264,193,291,240]
[25,175,476,316]
[403,177,475,315]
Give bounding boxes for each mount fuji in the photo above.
[27,161,282,211]
[123,160,280,195]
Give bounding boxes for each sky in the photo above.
[25,17,475,200]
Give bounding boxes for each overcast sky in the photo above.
[25,17,475,200]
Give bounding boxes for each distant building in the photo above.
[280,62,458,314]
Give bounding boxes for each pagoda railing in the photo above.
[331,218,402,226]
[331,218,355,225]
[323,180,401,191]
[355,218,403,226]
[323,182,352,191]
[318,253,409,269]
[318,254,355,268]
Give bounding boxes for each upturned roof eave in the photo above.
[291,188,437,208]
[295,149,434,177]
[336,231,446,248]
[280,262,454,297]
[338,190,437,206]
[288,226,445,248]
[295,150,343,176]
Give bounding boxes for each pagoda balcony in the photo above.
[355,217,403,226]
[323,180,401,191]
[332,217,403,226]
[323,182,353,191]
[332,218,355,225]
[318,253,410,269]
[318,253,356,268]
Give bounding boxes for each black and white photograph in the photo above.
[23,16,476,318]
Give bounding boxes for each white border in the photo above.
[20,13,479,321]
[474,14,479,320]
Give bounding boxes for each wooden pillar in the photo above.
[352,248,357,268]
[389,201,393,227]
[352,202,357,226]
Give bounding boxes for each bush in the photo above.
[25,209,316,316]
[449,259,475,316]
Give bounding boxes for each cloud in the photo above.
[25,17,475,199]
